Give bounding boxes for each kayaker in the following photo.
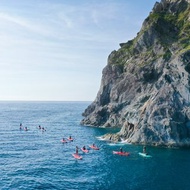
[61,138,67,143]
[76,146,79,154]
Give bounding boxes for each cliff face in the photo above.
[81,0,190,147]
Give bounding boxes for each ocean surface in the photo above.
[1,101,190,190]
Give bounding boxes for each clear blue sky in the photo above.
[0,0,157,101]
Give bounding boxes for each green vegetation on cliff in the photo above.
[148,4,190,48]
[110,0,190,68]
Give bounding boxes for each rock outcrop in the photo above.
[81,0,190,147]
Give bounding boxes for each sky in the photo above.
[0,0,157,101]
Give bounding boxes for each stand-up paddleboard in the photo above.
[81,148,89,153]
[67,138,74,142]
[138,152,152,158]
[72,153,82,160]
[113,151,130,156]
[89,145,99,150]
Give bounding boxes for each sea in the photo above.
[1,101,190,190]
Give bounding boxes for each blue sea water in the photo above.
[1,101,190,190]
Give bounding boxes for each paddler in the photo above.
[76,146,79,154]
[62,138,66,142]
[143,146,147,154]
[24,127,28,131]
[120,147,123,153]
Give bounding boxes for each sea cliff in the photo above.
[81,0,190,147]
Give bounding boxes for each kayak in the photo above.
[113,151,130,156]
[72,153,82,160]
[89,145,99,150]
[81,148,89,153]
[138,152,152,158]
[61,139,67,143]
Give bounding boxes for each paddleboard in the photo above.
[89,145,99,150]
[81,148,89,153]
[67,138,74,141]
[138,152,152,158]
[72,153,82,160]
[113,151,130,156]
[61,139,67,143]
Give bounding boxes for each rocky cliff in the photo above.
[81,0,190,147]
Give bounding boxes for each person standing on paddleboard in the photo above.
[143,146,147,155]
[19,123,22,130]
[76,146,79,154]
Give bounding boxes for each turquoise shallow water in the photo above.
[0,101,190,190]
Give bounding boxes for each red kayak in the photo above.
[89,145,99,150]
[72,153,82,160]
[61,139,67,143]
[113,151,130,156]
[81,148,89,153]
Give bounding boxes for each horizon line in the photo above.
[0,100,93,102]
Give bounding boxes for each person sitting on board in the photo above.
[68,136,73,140]
[42,127,46,132]
[38,125,41,129]
[120,147,123,153]
[143,146,148,155]
[82,146,86,150]
[76,146,79,154]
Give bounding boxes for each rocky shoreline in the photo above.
[81,0,190,147]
